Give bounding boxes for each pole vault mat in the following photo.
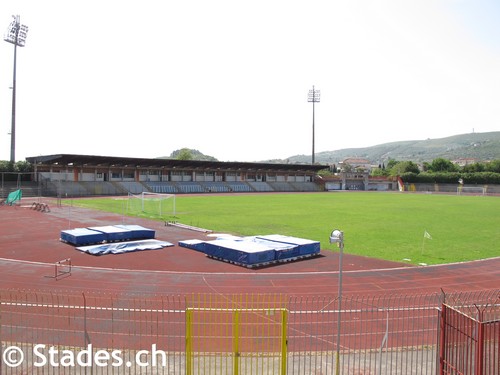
[61,225,155,246]
[179,234,321,268]
[60,227,106,246]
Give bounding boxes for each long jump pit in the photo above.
[0,200,498,296]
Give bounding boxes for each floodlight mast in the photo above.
[329,229,344,375]
[4,15,29,163]
[308,86,320,164]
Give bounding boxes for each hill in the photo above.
[158,148,218,161]
[278,131,500,164]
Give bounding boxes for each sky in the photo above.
[0,0,499,163]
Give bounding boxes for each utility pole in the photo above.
[308,86,320,164]
[4,15,29,163]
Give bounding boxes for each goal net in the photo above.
[127,192,176,219]
[456,186,486,196]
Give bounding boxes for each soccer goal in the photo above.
[127,192,176,218]
[456,186,487,196]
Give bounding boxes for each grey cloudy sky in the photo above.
[1,0,499,162]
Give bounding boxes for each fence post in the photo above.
[438,304,447,375]
[185,308,193,375]
[232,310,240,375]
[280,309,288,375]
[475,310,484,375]
[82,292,93,375]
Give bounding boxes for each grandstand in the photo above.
[1,155,409,199]
[25,154,327,197]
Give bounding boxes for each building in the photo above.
[452,158,479,167]
[323,172,395,191]
[338,157,372,172]
[26,154,328,196]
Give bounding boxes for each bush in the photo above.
[400,171,500,184]
[462,172,500,184]
[399,172,420,182]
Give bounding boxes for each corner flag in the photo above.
[424,231,432,240]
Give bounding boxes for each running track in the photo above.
[0,203,498,296]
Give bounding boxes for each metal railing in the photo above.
[1,289,498,374]
[439,291,500,375]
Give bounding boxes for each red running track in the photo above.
[0,203,498,296]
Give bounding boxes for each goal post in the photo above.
[456,186,486,196]
[127,192,176,218]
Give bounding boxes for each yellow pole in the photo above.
[185,308,193,375]
[233,310,240,375]
[281,309,288,375]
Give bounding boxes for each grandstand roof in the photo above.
[26,154,328,172]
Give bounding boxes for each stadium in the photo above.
[2,1,499,372]
[1,154,499,374]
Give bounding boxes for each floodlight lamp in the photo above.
[4,16,28,47]
[307,90,320,102]
[329,229,344,245]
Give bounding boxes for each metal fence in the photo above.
[439,291,500,375]
[1,289,498,374]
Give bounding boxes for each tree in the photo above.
[427,158,458,172]
[386,159,399,170]
[175,148,194,160]
[341,163,353,172]
[462,162,485,173]
[371,167,388,177]
[317,168,333,177]
[485,159,500,173]
[169,148,218,161]
[389,161,420,176]
[0,160,14,172]
[14,160,32,173]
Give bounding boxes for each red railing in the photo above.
[439,291,500,375]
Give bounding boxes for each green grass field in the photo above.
[71,192,500,265]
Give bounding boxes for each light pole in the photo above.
[330,229,344,375]
[4,15,29,163]
[308,86,320,164]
